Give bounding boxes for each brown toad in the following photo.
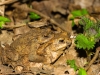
[4,27,71,69]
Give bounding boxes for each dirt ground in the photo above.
[0,0,100,75]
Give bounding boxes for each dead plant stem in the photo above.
[85,47,100,71]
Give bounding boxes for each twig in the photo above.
[85,47,100,71]
[2,24,26,29]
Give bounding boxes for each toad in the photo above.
[3,26,71,69]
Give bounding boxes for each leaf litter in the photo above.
[0,0,100,75]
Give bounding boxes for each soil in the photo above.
[0,0,100,75]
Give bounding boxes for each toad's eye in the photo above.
[59,39,64,43]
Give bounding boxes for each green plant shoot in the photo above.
[79,17,100,41]
[70,9,88,20]
[75,34,95,50]
[70,9,88,27]
[78,68,87,75]
[0,16,10,22]
[0,16,10,28]
[67,59,78,71]
[67,59,87,75]
[29,12,40,20]
[75,17,100,56]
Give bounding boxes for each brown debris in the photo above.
[0,0,100,75]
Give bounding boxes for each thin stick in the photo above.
[85,47,100,71]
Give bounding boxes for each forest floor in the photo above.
[0,0,100,75]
